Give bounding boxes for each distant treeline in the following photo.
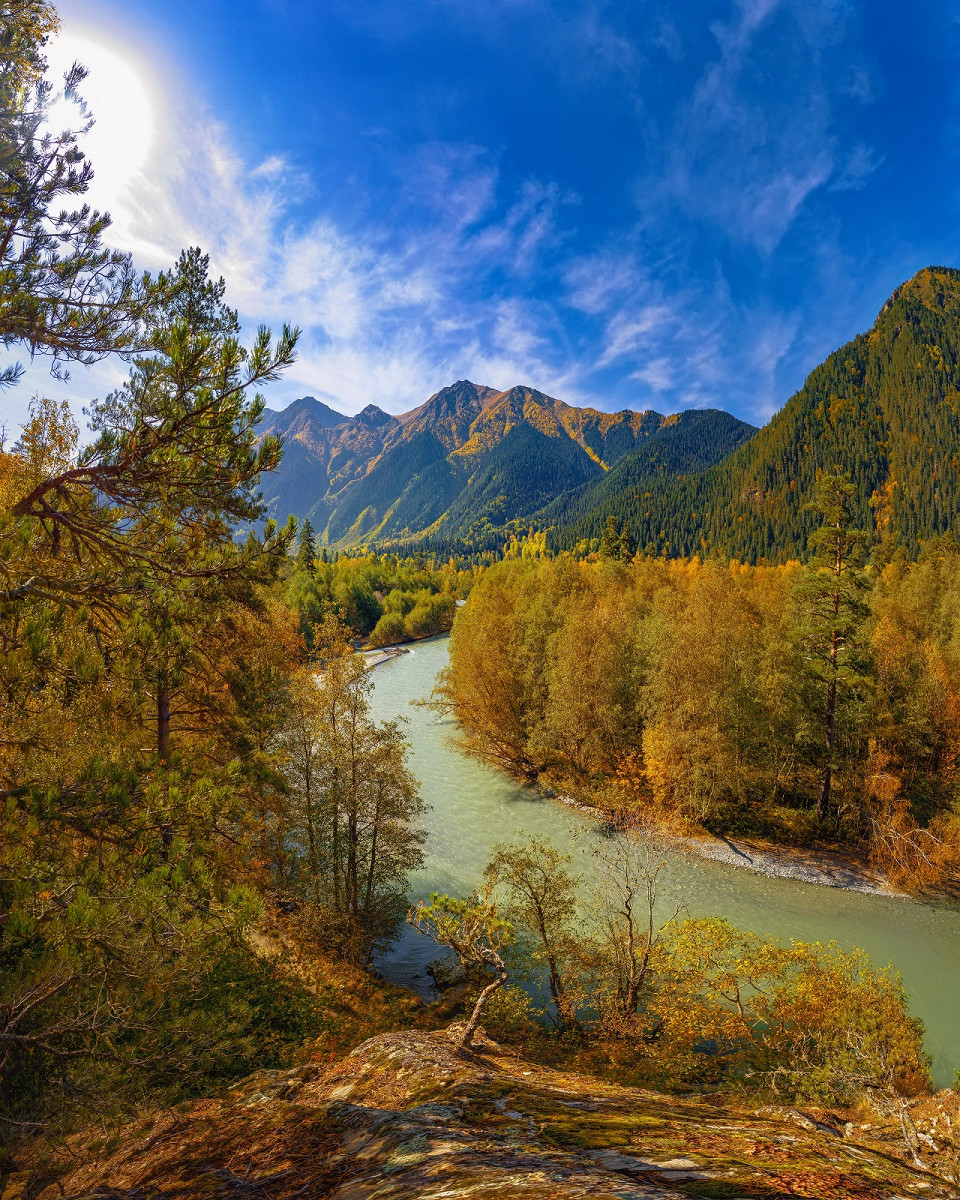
[286,524,551,647]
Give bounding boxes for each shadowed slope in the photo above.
[257,380,752,547]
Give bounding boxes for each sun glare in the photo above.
[44,32,158,219]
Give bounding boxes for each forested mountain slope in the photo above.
[257,380,753,547]
[538,409,756,531]
[554,267,960,560]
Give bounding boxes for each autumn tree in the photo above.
[659,919,930,1105]
[641,561,801,826]
[586,819,681,1035]
[484,837,581,1029]
[862,541,960,887]
[441,559,564,779]
[281,614,425,958]
[542,574,646,780]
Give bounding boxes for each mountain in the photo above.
[537,409,759,532]
[261,395,350,441]
[554,267,960,560]
[257,380,755,547]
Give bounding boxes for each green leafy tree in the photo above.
[281,615,425,958]
[408,889,512,1052]
[94,248,295,762]
[484,836,580,1029]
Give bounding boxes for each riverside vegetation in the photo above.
[409,828,930,1108]
[2,3,959,1194]
[442,492,960,892]
[284,530,471,649]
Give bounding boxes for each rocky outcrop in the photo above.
[20,1029,958,1199]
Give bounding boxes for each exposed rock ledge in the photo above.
[22,1029,956,1198]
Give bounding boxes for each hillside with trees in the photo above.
[553,267,960,561]
[443,482,960,892]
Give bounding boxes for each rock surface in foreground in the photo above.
[24,1029,958,1199]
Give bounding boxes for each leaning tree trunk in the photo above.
[458,957,508,1053]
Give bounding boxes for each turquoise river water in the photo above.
[369,635,960,1088]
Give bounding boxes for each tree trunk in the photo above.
[157,684,171,763]
[531,905,568,1028]
[458,964,507,1053]
[158,680,173,853]
[818,619,840,822]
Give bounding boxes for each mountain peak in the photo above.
[879,265,960,320]
[356,403,394,426]
[259,395,349,439]
[397,380,500,430]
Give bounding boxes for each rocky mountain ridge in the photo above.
[257,380,755,548]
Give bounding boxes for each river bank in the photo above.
[671,829,904,895]
[363,637,902,897]
[362,645,411,671]
[548,791,903,897]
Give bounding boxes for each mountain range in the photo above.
[258,266,960,560]
[257,382,755,548]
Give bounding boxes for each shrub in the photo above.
[370,610,407,646]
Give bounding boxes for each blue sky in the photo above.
[7,0,960,431]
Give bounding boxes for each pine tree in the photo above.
[1,205,297,1108]
[794,473,870,821]
[599,514,621,560]
[297,518,317,572]
[0,0,140,387]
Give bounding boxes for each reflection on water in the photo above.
[370,636,960,1088]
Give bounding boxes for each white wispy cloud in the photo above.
[4,0,893,441]
[655,0,877,255]
[10,27,593,425]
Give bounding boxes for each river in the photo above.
[369,635,960,1088]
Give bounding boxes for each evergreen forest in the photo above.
[551,268,960,562]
